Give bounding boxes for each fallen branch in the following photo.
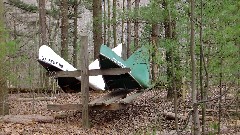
[17,97,57,101]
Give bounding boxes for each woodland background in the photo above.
[0,0,239,134]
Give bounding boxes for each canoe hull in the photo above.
[99,45,150,90]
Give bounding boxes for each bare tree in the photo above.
[190,0,200,134]
[93,0,103,59]
[60,0,69,61]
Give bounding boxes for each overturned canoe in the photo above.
[38,44,123,92]
[99,45,150,90]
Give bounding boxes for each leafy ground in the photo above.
[0,89,239,135]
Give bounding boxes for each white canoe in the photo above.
[38,44,122,92]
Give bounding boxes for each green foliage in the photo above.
[209,121,218,135]
[139,0,164,24]
[8,0,38,13]
[0,23,20,87]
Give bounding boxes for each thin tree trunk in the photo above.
[163,1,181,99]
[39,0,48,88]
[0,0,8,116]
[112,0,117,47]
[107,0,111,46]
[190,0,200,134]
[134,0,140,49]
[199,0,206,133]
[60,0,69,61]
[121,0,127,60]
[151,23,159,81]
[73,0,79,67]
[103,0,106,45]
[126,0,131,58]
[167,8,179,134]
[121,0,125,44]
[39,0,47,45]
[93,0,102,59]
[218,44,223,134]
[236,39,240,131]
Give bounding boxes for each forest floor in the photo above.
[0,88,239,135]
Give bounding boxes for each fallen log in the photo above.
[162,112,187,120]
[0,115,54,124]
[162,111,214,121]
[17,97,57,101]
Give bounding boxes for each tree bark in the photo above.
[134,0,140,49]
[151,23,159,81]
[39,0,49,88]
[73,0,79,67]
[199,0,206,133]
[107,0,111,46]
[103,0,106,45]
[112,0,117,47]
[190,0,200,134]
[121,0,125,44]
[93,0,102,59]
[60,0,69,61]
[39,0,47,45]
[126,0,131,58]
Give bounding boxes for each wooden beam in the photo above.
[17,97,57,101]
[80,36,90,128]
[47,103,128,111]
[47,68,130,77]
[89,68,130,76]
[103,94,128,105]
[89,89,132,105]
[91,103,128,110]
[121,91,143,104]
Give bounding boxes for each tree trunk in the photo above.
[151,23,159,81]
[190,0,200,134]
[134,0,140,49]
[163,1,182,99]
[199,0,206,133]
[0,0,9,116]
[103,0,106,45]
[60,0,69,61]
[218,44,223,134]
[112,0,117,47]
[121,0,125,44]
[73,0,79,67]
[39,0,47,45]
[39,0,49,88]
[93,0,102,59]
[126,0,131,58]
[121,0,127,60]
[107,0,111,46]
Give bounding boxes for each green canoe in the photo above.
[99,45,150,90]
